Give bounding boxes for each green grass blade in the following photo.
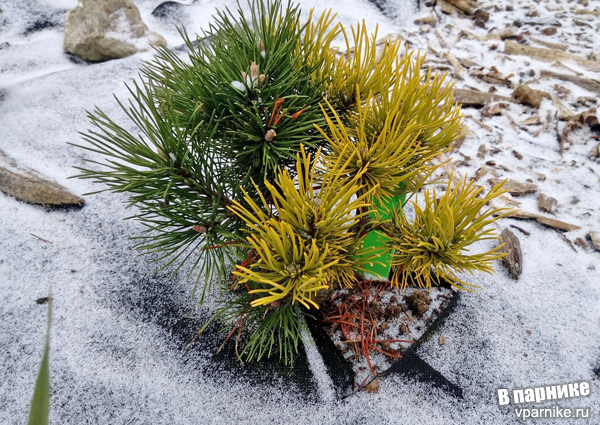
[27,290,52,425]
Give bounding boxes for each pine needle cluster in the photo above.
[220,148,375,363]
[73,0,510,364]
[144,0,338,183]
[230,148,374,297]
[319,22,400,109]
[317,92,434,203]
[73,0,340,302]
[384,177,511,291]
[317,49,467,201]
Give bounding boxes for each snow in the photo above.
[1,0,600,424]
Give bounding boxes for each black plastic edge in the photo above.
[305,316,355,398]
[309,280,463,398]
[409,287,461,352]
[377,288,463,398]
[379,350,463,398]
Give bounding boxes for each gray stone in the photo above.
[0,149,84,207]
[63,0,166,62]
[512,84,544,108]
[590,232,600,251]
[488,178,538,196]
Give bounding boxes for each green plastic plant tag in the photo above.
[359,190,407,280]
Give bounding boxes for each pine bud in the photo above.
[313,197,322,210]
[265,129,276,142]
[259,74,265,83]
[250,62,259,79]
[193,225,207,234]
[241,71,247,79]
[286,263,299,277]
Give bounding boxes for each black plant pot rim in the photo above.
[307,277,463,399]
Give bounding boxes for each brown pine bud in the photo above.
[193,225,207,234]
[250,61,259,79]
[286,263,300,277]
[313,197,322,210]
[265,129,276,142]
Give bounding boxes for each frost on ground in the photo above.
[1,0,600,424]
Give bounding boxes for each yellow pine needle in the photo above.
[316,91,435,202]
[386,176,513,291]
[229,145,373,308]
[373,50,466,147]
[297,8,341,83]
[321,21,401,106]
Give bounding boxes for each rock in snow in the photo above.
[590,232,600,252]
[499,228,522,280]
[63,0,166,62]
[0,167,84,207]
[511,84,544,108]
[0,149,84,207]
[488,178,537,196]
[538,193,558,215]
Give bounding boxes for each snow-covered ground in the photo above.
[1,0,599,423]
